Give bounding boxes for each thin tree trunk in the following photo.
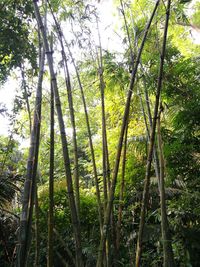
[120,0,159,185]
[130,6,160,184]
[47,2,103,232]
[74,66,104,232]
[96,19,108,211]
[116,122,128,252]
[34,31,43,267]
[120,6,159,265]
[62,42,80,219]
[96,2,160,266]
[115,118,128,267]
[47,80,54,267]
[32,3,83,266]
[135,1,171,266]
[157,107,175,267]
[120,0,134,66]
[71,59,103,231]
[34,184,39,267]
[74,68,104,232]
[25,55,45,266]
[140,65,160,182]
[96,18,113,266]
[71,55,103,232]
[21,65,32,133]
[17,44,45,267]
[138,85,160,183]
[48,0,80,219]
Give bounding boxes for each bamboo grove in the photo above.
[0,0,200,266]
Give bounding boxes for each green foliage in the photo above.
[0,135,22,266]
[0,212,18,267]
[32,181,99,266]
[159,45,200,267]
[0,136,22,207]
[103,51,130,91]
[0,0,37,82]
[1,0,200,265]
[192,2,200,27]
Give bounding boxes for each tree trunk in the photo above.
[116,122,128,253]
[96,19,113,266]
[32,3,83,266]
[135,1,171,266]
[131,10,161,184]
[120,0,134,66]
[48,0,81,219]
[157,107,175,267]
[34,31,43,267]
[121,0,160,188]
[47,3,103,232]
[17,43,45,267]
[34,183,39,267]
[96,19,108,212]
[64,59,80,219]
[57,32,80,218]
[96,2,160,266]
[47,80,54,267]
[141,64,160,183]
[21,65,32,133]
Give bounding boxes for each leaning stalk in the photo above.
[96,1,160,266]
[32,2,83,266]
[135,1,171,266]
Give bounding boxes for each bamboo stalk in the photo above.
[116,122,128,253]
[47,1,103,232]
[96,2,160,266]
[47,78,54,267]
[34,184,39,267]
[62,41,80,219]
[17,42,45,267]
[32,2,83,266]
[157,106,175,267]
[135,1,171,266]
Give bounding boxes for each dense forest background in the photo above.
[0,0,200,266]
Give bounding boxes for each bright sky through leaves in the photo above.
[0,0,199,137]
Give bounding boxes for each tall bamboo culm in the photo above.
[96,1,160,266]
[32,2,83,266]
[61,40,80,219]
[47,76,55,266]
[17,42,45,267]
[157,107,175,267]
[135,1,171,266]
[47,1,103,233]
